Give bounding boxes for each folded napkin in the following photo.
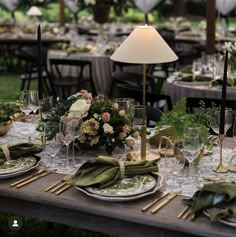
[184,182,236,222]
[0,143,43,162]
[177,73,212,82]
[70,156,158,188]
[210,78,235,87]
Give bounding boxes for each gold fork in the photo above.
[44,175,71,193]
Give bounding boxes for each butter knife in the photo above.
[16,171,53,188]
[10,169,46,187]
[142,192,169,212]
[151,192,179,214]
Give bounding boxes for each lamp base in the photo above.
[213,163,228,173]
[141,126,146,160]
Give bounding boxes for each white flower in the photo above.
[69,99,91,119]
[119,110,125,117]
[103,123,114,134]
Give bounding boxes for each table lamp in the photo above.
[110,25,178,160]
[27,6,42,23]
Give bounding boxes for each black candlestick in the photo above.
[37,24,43,100]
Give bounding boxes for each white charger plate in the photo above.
[204,210,236,227]
[76,172,163,202]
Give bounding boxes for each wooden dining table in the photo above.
[0,135,236,237]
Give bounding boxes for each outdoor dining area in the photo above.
[2,0,236,237]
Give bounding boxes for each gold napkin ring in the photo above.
[119,160,125,178]
[1,145,10,160]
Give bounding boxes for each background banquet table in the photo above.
[48,49,141,96]
[166,76,236,105]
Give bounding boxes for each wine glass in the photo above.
[44,121,62,167]
[29,90,39,119]
[211,108,233,136]
[59,119,74,171]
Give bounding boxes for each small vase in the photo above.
[0,120,12,136]
[93,5,110,24]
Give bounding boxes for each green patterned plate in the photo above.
[76,173,163,201]
[0,157,37,175]
[85,174,156,197]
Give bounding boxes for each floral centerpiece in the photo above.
[45,90,136,154]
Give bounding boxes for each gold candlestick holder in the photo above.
[213,134,228,173]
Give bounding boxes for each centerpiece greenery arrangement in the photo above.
[152,97,214,144]
[44,90,136,154]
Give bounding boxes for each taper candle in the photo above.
[219,50,228,135]
[37,24,43,100]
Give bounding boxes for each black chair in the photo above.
[115,84,173,112]
[16,46,54,95]
[49,58,96,99]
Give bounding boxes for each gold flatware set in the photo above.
[44,174,71,195]
[177,206,192,220]
[10,170,71,195]
[142,192,179,214]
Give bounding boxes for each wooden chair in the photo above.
[49,58,96,99]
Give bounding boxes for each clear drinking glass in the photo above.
[211,108,233,135]
[29,90,39,118]
[44,121,62,167]
[59,120,74,171]
[192,60,202,80]
[182,127,202,179]
[115,98,135,115]
[42,96,54,119]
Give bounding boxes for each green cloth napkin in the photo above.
[70,156,159,188]
[184,182,236,222]
[177,73,213,82]
[210,78,235,87]
[0,143,43,162]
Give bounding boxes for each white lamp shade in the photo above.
[111,25,178,64]
[27,6,42,16]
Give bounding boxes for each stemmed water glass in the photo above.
[192,60,202,80]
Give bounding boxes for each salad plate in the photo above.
[0,156,41,179]
[76,172,164,201]
[0,156,37,175]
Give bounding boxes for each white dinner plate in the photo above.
[204,210,236,227]
[76,172,163,202]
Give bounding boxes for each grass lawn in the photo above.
[0,72,37,101]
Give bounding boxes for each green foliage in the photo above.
[156,97,214,140]
[0,100,18,122]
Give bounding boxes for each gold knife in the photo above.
[55,184,71,195]
[10,169,46,187]
[151,192,179,214]
[15,171,53,188]
[142,192,170,212]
